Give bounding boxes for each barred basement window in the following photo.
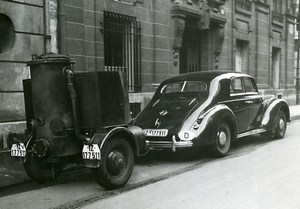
[103,11,142,92]
[273,0,282,13]
[272,0,283,23]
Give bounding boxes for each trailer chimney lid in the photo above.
[27,53,76,66]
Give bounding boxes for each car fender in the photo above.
[261,99,290,130]
[179,104,237,145]
[83,126,144,168]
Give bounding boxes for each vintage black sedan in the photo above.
[134,71,290,157]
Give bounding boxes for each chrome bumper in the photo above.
[146,136,193,152]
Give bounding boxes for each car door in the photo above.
[225,77,249,133]
[243,77,263,130]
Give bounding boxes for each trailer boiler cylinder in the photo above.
[27,53,80,157]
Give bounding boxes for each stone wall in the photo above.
[0,0,46,122]
[61,0,297,106]
[62,0,175,92]
[0,0,58,150]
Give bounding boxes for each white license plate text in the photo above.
[144,129,168,137]
[11,143,26,157]
[82,144,101,160]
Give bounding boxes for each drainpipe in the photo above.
[152,0,156,84]
[58,0,66,54]
[94,0,98,70]
[43,0,51,53]
[231,0,235,71]
[297,1,300,104]
[297,40,299,104]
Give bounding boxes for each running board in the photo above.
[237,129,266,139]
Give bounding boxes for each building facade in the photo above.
[58,0,296,106]
[0,0,297,149]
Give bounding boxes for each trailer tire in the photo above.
[23,153,63,182]
[93,137,134,190]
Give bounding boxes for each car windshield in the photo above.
[161,81,208,94]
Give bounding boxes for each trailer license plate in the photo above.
[82,144,101,160]
[11,143,26,157]
[144,129,168,137]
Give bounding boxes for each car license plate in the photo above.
[82,144,101,160]
[144,129,168,137]
[11,143,26,157]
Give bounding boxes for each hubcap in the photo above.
[279,118,285,131]
[107,150,125,176]
[218,131,227,147]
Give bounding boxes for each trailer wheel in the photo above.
[93,137,134,190]
[23,153,63,182]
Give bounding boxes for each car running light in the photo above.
[178,130,195,141]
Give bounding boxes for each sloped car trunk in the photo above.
[134,94,206,140]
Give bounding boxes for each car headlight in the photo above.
[178,130,195,141]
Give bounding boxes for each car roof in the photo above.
[161,71,252,84]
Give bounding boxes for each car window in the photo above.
[183,81,207,92]
[244,78,257,93]
[162,82,184,94]
[230,78,244,94]
[161,81,207,94]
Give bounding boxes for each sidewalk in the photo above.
[1,105,300,189]
[289,105,300,121]
[0,151,29,188]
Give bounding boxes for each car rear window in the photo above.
[230,78,244,93]
[244,78,258,93]
[161,81,207,94]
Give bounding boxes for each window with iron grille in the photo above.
[235,0,252,12]
[103,11,142,92]
[273,0,282,13]
[272,0,283,23]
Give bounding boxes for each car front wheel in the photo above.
[210,122,231,158]
[260,110,287,139]
[274,110,287,139]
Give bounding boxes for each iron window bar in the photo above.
[235,0,252,12]
[272,11,283,23]
[102,11,142,92]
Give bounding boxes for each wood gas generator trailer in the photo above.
[10,53,145,190]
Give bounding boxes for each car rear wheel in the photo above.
[210,122,231,158]
[92,137,134,190]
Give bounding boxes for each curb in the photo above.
[291,115,300,122]
[0,151,28,188]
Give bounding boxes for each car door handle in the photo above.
[245,100,253,104]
